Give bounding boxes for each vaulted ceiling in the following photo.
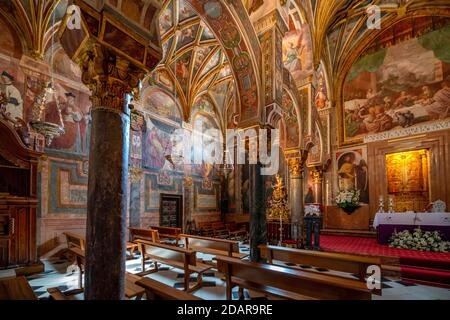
[144,0,236,126]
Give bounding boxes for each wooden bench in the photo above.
[129,227,160,243]
[0,276,38,300]
[65,232,138,259]
[47,274,145,300]
[259,244,382,289]
[180,234,248,264]
[64,232,85,251]
[66,248,145,299]
[136,239,212,292]
[225,221,248,240]
[136,277,202,300]
[148,226,181,245]
[217,256,374,300]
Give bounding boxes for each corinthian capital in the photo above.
[77,41,145,112]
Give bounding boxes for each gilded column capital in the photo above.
[311,167,324,184]
[129,167,143,184]
[286,149,308,178]
[76,41,145,113]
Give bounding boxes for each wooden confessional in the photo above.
[0,118,42,272]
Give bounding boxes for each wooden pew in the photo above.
[136,277,202,300]
[136,239,212,292]
[180,234,248,264]
[259,244,382,285]
[149,226,181,245]
[129,227,160,243]
[64,232,85,251]
[67,248,145,299]
[47,274,145,300]
[217,256,374,300]
[0,276,38,300]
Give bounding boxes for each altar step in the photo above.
[320,228,377,238]
[383,261,450,287]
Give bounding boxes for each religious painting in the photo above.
[385,149,430,212]
[200,50,221,78]
[51,48,82,82]
[159,2,173,36]
[304,167,315,204]
[0,61,24,122]
[143,116,180,171]
[315,65,329,110]
[176,24,199,50]
[282,90,300,149]
[179,0,196,22]
[144,88,181,123]
[172,50,192,95]
[193,45,214,77]
[191,110,220,178]
[307,125,322,165]
[47,83,92,155]
[282,25,313,84]
[201,25,215,41]
[343,20,450,143]
[335,146,369,204]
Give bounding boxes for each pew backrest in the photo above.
[217,256,373,300]
[259,244,382,283]
[64,232,85,251]
[136,277,202,300]
[180,234,240,256]
[129,227,160,242]
[149,226,181,239]
[135,239,196,266]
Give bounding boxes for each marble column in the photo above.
[80,46,145,300]
[249,162,267,262]
[287,150,308,247]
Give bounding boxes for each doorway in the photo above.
[159,194,183,228]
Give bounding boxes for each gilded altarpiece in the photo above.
[385,149,430,212]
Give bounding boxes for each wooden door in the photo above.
[159,194,182,228]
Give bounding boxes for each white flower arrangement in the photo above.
[335,189,360,208]
[389,228,450,252]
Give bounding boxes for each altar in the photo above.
[373,212,450,244]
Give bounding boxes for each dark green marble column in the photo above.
[85,107,130,300]
[249,162,267,262]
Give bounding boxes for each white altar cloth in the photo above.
[373,212,450,228]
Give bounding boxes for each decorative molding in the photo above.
[129,167,143,184]
[363,119,450,143]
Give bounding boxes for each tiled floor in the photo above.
[25,246,450,300]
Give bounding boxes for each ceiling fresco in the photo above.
[143,0,236,128]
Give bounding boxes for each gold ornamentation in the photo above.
[311,167,324,184]
[267,174,290,220]
[183,176,193,187]
[287,150,308,178]
[76,41,145,112]
[129,167,143,183]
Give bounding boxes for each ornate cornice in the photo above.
[253,9,289,35]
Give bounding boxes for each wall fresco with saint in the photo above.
[335,147,369,204]
[343,21,450,142]
[282,24,313,84]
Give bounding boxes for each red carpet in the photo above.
[320,235,450,263]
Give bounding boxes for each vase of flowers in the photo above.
[335,189,360,214]
[389,228,450,252]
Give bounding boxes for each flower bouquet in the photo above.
[335,189,360,214]
[389,228,450,252]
